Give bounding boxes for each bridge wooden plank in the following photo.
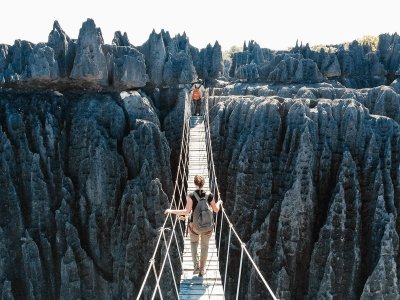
[180,296,224,300]
[180,116,224,299]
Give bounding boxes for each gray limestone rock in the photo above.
[295,86,317,100]
[0,45,8,74]
[229,40,269,80]
[195,41,224,80]
[28,44,59,80]
[140,30,168,86]
[307,151,362,299]
[209,93,400,299]
[336,41,386,88]
[122,120,171,190]
[47,21,71,77]
[372,86,400,123]
[139,30,221,86]
[268,55,299,82]
[120,91,160,128]
[361,215,399,299]
[8,40,34,76]
[0,40,33,82]
[227,37,398,87]
[378,33,400,76]
[162,34,197,85]
[390,78,400,93]
[21,232,44,300]
[294,58,323,82]
[0,89,177,299]
[2,22,400,300]
[112,31,131,47]
[236,62,259,81]
[0,21,222,89]
[1,280,14,300]
[70,19,108,85]
[60,247,81,300]
[105,45,148,88]
[319,50,341,78]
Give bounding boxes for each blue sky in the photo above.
[1,0,399,50]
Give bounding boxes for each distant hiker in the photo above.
[191,81,203,116]
[165,175,222,277]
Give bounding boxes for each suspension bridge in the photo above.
[135,89,278,300]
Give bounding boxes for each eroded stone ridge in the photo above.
[1,21,400,300]
[229,37,400,88]
[0,19,223,89]
[0,88,190,299]
[209,88,400,299]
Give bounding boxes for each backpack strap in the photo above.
[193,191,211,202]
[192,191,202,201]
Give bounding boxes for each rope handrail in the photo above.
[137,86,279,300]
[204,89,279,300]
[136,91,192,300]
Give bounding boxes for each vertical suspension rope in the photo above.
[138,86,280,300]
[151,259,164,300]
[204,89,279,300]
[223,225,232,295]
[218,208,224,255]
[136,258,155,299]
[136,91,191,300]
[166,118,191,268]
[236,243,245,300]
[150,120,191,299]
[161,229,180,297]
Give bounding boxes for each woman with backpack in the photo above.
[191,82,203,116]
[165,175,222,276]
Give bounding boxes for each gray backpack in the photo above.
[192,191,214,232]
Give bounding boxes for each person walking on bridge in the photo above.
[190,80,204,116]
[165,175,222,276]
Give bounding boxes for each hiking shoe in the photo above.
[193,266,200,275]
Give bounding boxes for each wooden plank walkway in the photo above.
[179,116,224,300]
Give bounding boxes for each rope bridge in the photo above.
[135,89,278,300]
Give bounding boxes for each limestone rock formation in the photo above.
[139,30,168,86]
[267,55,299,82]
[236,63,259,81]
[294,58,324,82]
[2,19,400,300]
[70,18,108,85]
[139,30,222,86]
[377,33,400,80]
[112,31,131,47]
[229,41,267,79]
[47,20,73,77]
[230,45,324,84]
[193,41,224,80]
[0,20,223,89]
[161,33,197,86]
[104,45,148,88]
[360,215,399,299]
[227,36,399,88]
[28,44,59,80]
[318,49,341,78]
[120,90,160,128]
[209,92,400,299]
[0,40,34,82]
[0,90,178,299]
[139,30,198,86]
